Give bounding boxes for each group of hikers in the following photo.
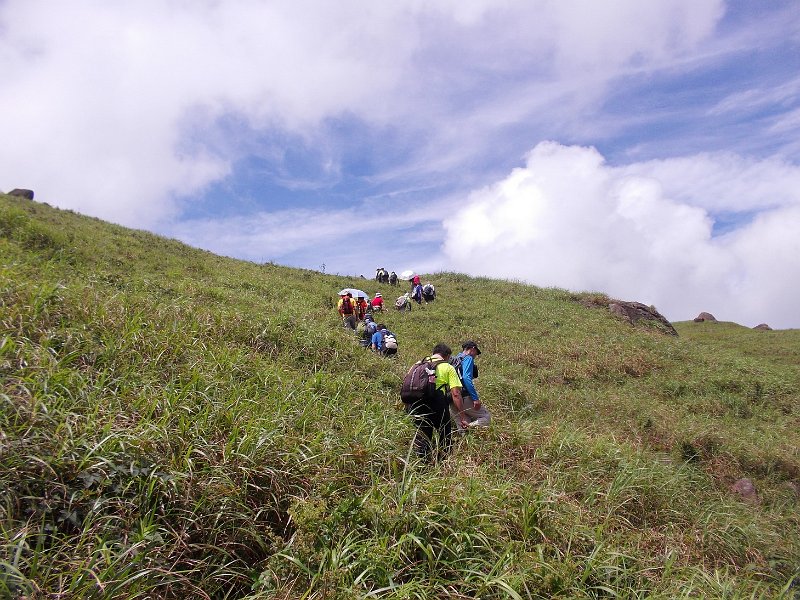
[336,273,436,332]
[371,269,437,305]
[396,274,436,311]
[336,290,400,355]
[336,278,490,463]
[374,268,398,285]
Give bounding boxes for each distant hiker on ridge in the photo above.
[412,281,423,305]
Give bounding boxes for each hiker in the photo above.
[356,295,369,320]
[360,315,378,348]
[389,271,398,286]
[370,323,385,353]
[375,267,385,282]
[382,328,399,356]
[449,341,491,431]
[371,324,398,357]
[395,292,412,311]
[403,343,468,462]
[410,273,421,290]
[422,282,435,302]
[337,292,357,330]
[370,292,384,312]
[411,282,423,304]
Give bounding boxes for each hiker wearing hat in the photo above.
[337,292,357,330]
[370,292,384,312]
[449,341,491,431]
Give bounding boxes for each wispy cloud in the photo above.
[167,194,454,275]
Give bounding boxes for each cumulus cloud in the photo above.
[442,142,800,329]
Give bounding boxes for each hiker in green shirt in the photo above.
[407,343,467,461]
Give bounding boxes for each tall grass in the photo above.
[1,193,798,598]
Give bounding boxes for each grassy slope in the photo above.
[1,193,798,599]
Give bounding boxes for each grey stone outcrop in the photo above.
[608,301,678,336]
[693,312,717,323]
[8,188,34,200]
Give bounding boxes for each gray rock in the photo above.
[731,478,758,503]
[693,312,717,323]
[753,323,772,331]
[8,188,34,200]
[607,301,678,336]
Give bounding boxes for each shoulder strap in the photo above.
[431,359,451,394]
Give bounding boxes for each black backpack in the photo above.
[449,353,478,380]
[400,358,445,404]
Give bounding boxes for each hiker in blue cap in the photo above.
[449,341,491,431]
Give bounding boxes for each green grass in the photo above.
[1,193,798,598]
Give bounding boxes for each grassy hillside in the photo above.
[1,193,798,599]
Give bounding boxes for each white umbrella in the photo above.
[338,288,368,298]
[399,269,415,280]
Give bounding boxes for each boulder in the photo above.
[8,188,34,200]
[731,478,758,503]
[693,312,717,323]
[753,323,772,331]
[607,301,678,336]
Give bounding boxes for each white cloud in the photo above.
[0,0,725,229]
[708,77,800,117]
[166,197,452,275]
[616,153,800,213]
[442,142,800,329]
[0,1,418,227]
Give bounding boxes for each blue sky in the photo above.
[2,1,799,328]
